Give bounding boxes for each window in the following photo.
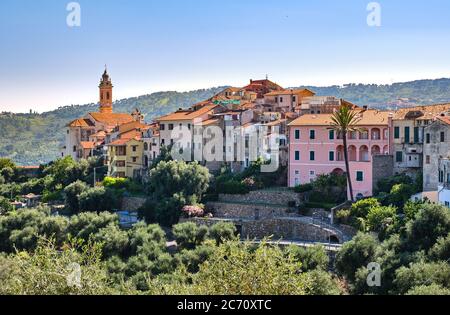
[295,170,300,175]
[132,146,137,152]
[161,139,165,145]
[280,97,283,103]
[426,155,431,164]
[188,124,191,130]
[426,133,431,144]
[144,143,148,151]
[329,130,335,140]
[396,151,403,163]
[160,124,165,131]
[309,151,315,161]
[404,127,410,143]
[73,146,77,152]
[439,171,444,183]
[309,130,315,140]
[168,124,174,131]
[356,171,364,182]
[292,96,296,102]
[294,129,300,140]
[394,127,400,139]
[329,151,335,161]
[116,161,125,167]
[295,151,300,161]
[414,127,419,143]
[132,157,137,163]
[441,132,445,142]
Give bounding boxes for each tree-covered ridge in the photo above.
[0,87,226,165]
[297,78,450,109]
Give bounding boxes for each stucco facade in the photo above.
[288,110,391,198]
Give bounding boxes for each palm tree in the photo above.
[330,101,361,202]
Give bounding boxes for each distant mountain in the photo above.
[2,78,450,166]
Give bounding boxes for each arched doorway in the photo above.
[332,168,345,176]
[371,145,381,156]
[348,145,357,161]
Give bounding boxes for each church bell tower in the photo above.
[99,67,113,113]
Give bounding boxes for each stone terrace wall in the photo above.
[219,189,301,205]
[208,202,292,219]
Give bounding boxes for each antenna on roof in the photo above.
[266,74,269,80]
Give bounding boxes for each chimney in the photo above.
[250,79,253,84]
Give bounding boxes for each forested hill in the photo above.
[296,78,450,109]
[2,78,450,166]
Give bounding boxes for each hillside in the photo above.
[2,78,450,166]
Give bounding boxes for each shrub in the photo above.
[208,222,237,245]
[366,205,397,232]
[285,245,329,271]
[0,196,13,214]
[172,222,208,250]
[335,233,378,281]
[64,180,89,214]
[350,198,380,218]
[294,183,313,193]
[221,180,250,195]
[78,187,119,213]
[428,233,450,262]
[335,209,351,224]
[406,284,450,295]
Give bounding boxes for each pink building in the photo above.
[288,109,392,198]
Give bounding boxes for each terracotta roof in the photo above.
[263,119,287,127]
[437,116,450,125]
[201,118,220,126]
[119,129,142,140]
[89,112,134,125]
[80,141,95,149]
[156,104,219,122]
[17,166,40,169]
[90,130,106,138]
[117,121,148,133]
[107,137,141,146]
[264,89,315,97]
[67,118,94,128]
[393,103,450,120]
[289,109,390,127]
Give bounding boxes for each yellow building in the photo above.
[107,137,144,179]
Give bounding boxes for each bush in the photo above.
[285,245,329,271]
[172,222,208,250]
[220,180,250,195]
[64,180,89,214]
[350,198,380,218]
[366,205,397,232]
[406,284,450,295]
[294,183,313,193]
[393,261,450,295]
[0,196,13,214]
[78,187,120,213]
[181,205,204,218]
[405,203,450,252]
[335,209,351,224]
[208,222,237,245]
[335,233,378,281]
[428,233,450,262]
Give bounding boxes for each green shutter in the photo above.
[356,171,364,182]
[329,130,335,140]
[329,151,335,161]
[394,127,400,139]
[404,127,410,143]
[295,151,300,161]
[396,152,403,162]
[414,127,419,143]
[310,151,315,161]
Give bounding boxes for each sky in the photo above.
[1,0,450,113]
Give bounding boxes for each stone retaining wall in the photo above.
[219,190,300,205]
[207,202,293,219]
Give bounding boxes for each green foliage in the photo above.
[293,183,313,193]
[64,180,89,214]
[207,221,237,245]
[66,212,118,241]
[335,233,378,281]
[406,284,450,295]
[149,160,210,199]
[0,196,13,214]
[350,198,380,218]
[0,238,135,295]
[172,222,208,250]
[404,203,450,252]
[366,205,397,233]
[428,233,450,262]
[285,245,329,272]
[219,180,250,195]
[393,261,450,295]
[151,240,313,295]
[78,187,120,213]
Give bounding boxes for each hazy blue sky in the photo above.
[1,0,450,112]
